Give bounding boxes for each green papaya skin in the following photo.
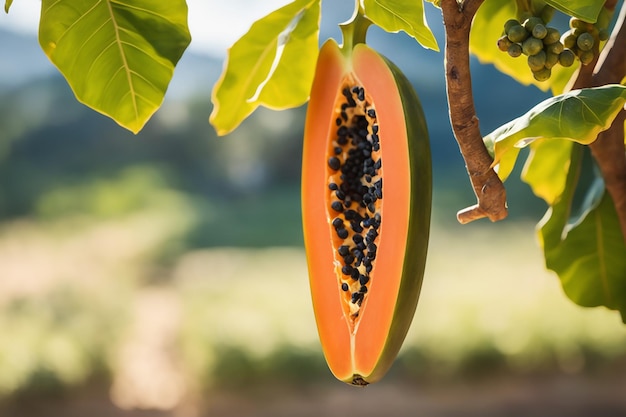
[365,51,432,384]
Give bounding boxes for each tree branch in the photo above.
[590,2,626,243]
[441,0,508,224]
[592,110,626,243]
[571,1,626,243]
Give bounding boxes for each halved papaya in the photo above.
[302,29,432,386]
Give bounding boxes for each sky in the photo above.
[0,0,294,58]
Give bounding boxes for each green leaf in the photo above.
[39,0,191,133]
[558,191,626,317]
[521,139,573,205]
[484,85,626,181]
[545,0,605,22]
[539,162,626,319]
[210,0,321,136]
[362,0,439,51]
[4,0,13,13]
[538,143,583,250]
[470,0,576,95]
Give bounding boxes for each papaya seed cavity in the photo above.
[326,80,383,326]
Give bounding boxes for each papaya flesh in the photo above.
[302,39,432,385]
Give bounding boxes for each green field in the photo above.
[1,192,624,406]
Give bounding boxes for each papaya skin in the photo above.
[302,38,432,385]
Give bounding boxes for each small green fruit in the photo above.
[598,28,610,41]
[545,41,564,55]
[596,8,611,30]
[542,27,561,45]
[522,37,543,56]
[532,67,551,81]
[577,32,594,51]
[523,16,543,32]
[558,49,575,67]
[507,43,523,58]
[562,32,577,49]
[569,18,586,30]
[532,24,547,39]
[579,49,594,65]
[497,36,512,52]
[527,51,546,71]
[504,19,520,34]
[544,52,559,69]
[507,25,529,43]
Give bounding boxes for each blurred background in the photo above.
[1,1,626,416]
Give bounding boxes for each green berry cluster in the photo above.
[497,7,612,81]
[497,10,569,81]
[561,13,610,66]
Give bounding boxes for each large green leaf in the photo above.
[4,0,12,13]
[210,0,321,136]
[545,0,605,22]
[538,143,582,251]
[484,85,626,181]
[39,0,191,133]
[471,0,576,94]
[521,138,573,205]
[362,0,439,51]
[555,190,626,318]
[538,156,626,320]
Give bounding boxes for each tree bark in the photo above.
[441,0,508,224]
[571,2,626,243]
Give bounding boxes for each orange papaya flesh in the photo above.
[302,39,432,386]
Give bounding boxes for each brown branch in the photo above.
[591,2,626,243]
[570,1,626,243]
[441,0,508,224]
[592,110,626,243]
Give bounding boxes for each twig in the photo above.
[441,0,508,224]
[571,1,626,243]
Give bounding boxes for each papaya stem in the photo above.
[441,0,508,223]
[339,1,372,52]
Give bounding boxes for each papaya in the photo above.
[301,13,432,386]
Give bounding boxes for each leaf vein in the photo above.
[118,38,170,70]
[105,0,139,121]
[577,97,603,126]
[54,1,101,45]
[85,39,118,82]
[129,69,160,94]
[40,0,63,19]
[101,65,126,93]
[72,17,113,73]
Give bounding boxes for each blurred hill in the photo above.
[0,22,550,240]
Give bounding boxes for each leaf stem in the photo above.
[441,0,508,223]
[514,0,531,17]
[339,0,372,52]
